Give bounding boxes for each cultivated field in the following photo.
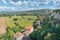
[0,16,37,34]
[0,17,7,34]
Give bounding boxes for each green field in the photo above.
[6,16,37,27]
[0,16,38,40]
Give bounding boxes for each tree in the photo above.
[30,14,60,40]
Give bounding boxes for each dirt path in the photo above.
[0,17,7,34]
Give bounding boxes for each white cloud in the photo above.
[53,0,60,3]
[2,0,7,4]
[0,6,16,11]
[29,0,51,7]
[30,2,39,7]
[0,7,5,10]
[10,0,21,5]
[40,0,50,4]
[30,0,50,5]
[53,0,57,3]
[23,1,28,4]
[53,0,60,6]
[0,6,25,11]
[53,0,58,5]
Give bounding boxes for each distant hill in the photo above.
[0,9,53,16]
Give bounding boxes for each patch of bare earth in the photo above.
[0,17,7,34]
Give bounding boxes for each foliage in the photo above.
[0,11,60,40]
[0,25,24,40]
[13,18,18,21]
[0,16,36,40]
[30,15,60,40]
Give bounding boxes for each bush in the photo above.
[14,22,19,26]
[13,18,18,21]
[28,18,32,20]
[9,16,12,18]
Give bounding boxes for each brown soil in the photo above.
[0,17,7,34]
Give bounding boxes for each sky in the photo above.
[0,0,60,11]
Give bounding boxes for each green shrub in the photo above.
[13,18,18,21]
[14,22,19,26]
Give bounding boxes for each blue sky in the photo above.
[0,0,60,11]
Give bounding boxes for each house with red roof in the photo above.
[14,32,24,40]
[23,26,33,37]
[14,26,33,40]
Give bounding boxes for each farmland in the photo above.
[6,16,36,27]
[0,15,38,40]
[0,16,37,33]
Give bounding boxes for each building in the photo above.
[13,26,33,40]
[23,26,33,37]
[14,32,24,40]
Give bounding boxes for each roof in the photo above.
[25,26,33,31]
[14,32,23,39]
[24,26,33,36]
[23,31,30,36]
[13,26,33,39]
